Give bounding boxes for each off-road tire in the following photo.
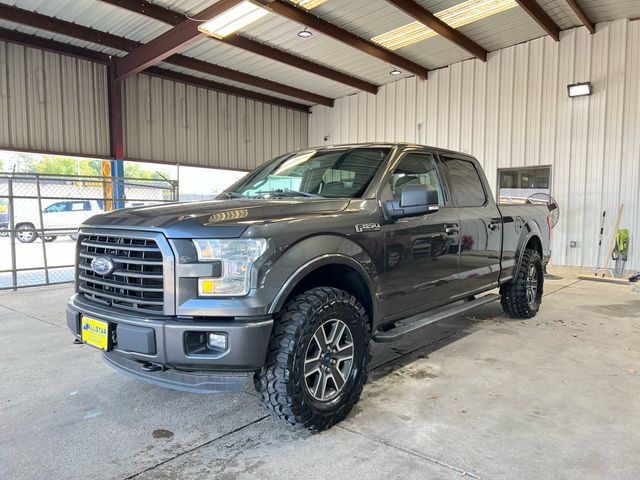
[15,223,37,243]
[500,248,543,318]
[255,287,371,431]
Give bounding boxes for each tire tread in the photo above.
[255,287,371,431]
[500,248,543,319]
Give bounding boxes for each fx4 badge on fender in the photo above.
[355,223,381,233]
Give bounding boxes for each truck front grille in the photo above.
[77,233,165,314]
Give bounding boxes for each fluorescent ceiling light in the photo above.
[198,1,269,39]
[567,82,592,97]
[372,0,518,50]
[291,0,327,10]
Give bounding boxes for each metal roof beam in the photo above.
[255,0,429,79]
[385,0,488,62]
[0,4,329,107]
[100,0,378,94]
[0,27,111,63]
[0,3,138,51]
[224,36,378,93]
[515,0,560,41]
[97,0,184,25]
[564,0,595,34]
[165,54,333,106]
[113,0,244,81]
[144,67,310,112]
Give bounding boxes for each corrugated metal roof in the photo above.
[244,12,415,87]
[181,36,357,99]
[1,0,640,107]
[537,0,582,30]
[0,19,123,56]
[1,0,170,42]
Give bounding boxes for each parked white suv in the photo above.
[15,200,104,243]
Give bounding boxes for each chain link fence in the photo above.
[0,172,178,289]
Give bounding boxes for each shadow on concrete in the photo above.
[369,302,504,381]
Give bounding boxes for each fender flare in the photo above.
[513,230,543,277]
[267,251,378,321]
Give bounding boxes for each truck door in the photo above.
[440,156,502,295]
[380,150,461,321]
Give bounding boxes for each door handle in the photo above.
[488,221,501,231]
[444,224,460,235]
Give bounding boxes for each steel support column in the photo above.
[107,63,125,209]
[111,159,125,209]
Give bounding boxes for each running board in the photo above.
[373,294,500,343]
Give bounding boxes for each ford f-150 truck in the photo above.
[67,144,551,430]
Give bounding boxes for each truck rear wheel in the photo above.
[255,287,371,431]
[500,248,543,318]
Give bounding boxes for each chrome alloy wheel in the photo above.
[526,263,539,306]
[304,319,354,402]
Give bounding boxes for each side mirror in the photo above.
[385,184,439,219]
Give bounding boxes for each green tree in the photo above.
[124,162,164,180]
[33,156,101,176]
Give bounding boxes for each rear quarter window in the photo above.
[443,158,487,207]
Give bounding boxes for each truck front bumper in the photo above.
[67,294,273,393]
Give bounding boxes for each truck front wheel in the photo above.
[500,248,543,318]
[15,223,37,243]
[255,287,371,431]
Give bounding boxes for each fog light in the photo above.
[208,332,227,350]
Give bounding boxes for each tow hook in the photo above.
[141,362,163,372]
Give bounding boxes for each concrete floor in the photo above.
[1,272,639,480]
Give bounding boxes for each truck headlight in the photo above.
[193,238,267,296]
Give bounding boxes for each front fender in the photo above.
[260,234,379,316]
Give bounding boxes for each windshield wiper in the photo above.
[257,189,324,198]
[216,191,247,200]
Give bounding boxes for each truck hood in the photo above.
[82,198,350,238]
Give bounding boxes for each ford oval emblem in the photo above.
[91,256,115,275]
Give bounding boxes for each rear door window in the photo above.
[70,202,89,211]
[442,158,486,207]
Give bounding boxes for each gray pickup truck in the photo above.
[67,143,551,430]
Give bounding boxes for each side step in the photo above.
[373,293,500,343]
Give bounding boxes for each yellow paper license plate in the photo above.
[81,316,110,351]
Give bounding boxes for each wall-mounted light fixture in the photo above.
[567,82,592,98]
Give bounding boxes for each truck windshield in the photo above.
[225,147,391,199]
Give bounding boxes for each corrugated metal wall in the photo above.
[309,19,640,271]
[0,40,110,157]
[123,73,309,171]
